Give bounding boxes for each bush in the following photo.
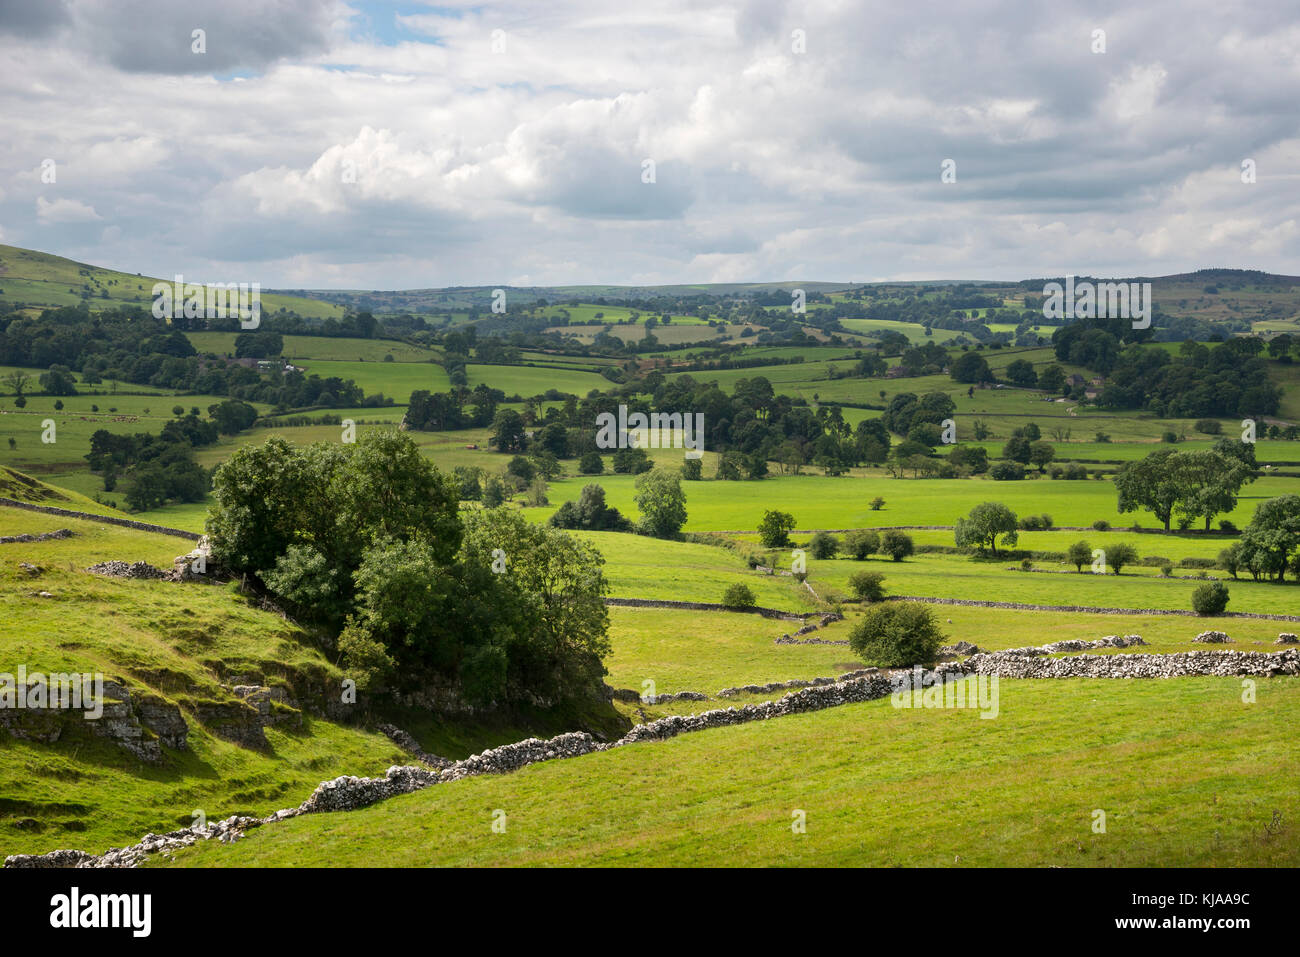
[722,583,757,608]
[843,528,880,560]
[1092,520,1110,531]
[681,458,703,480]
[1219,519,1238,534]
[1192,581,1230,615]
[880,530,914,562]
[578,451,604,475]
[337,623,396,692]
[1017,513,1054,531]
[1160,564,1173,577]
[989,461,1025,480]
[1179,557,1218,569]
[808,531,839,559]
[847,570,886,602]
[869,496,885,510]
[1195,419,1222,435]
[848,602,945,667]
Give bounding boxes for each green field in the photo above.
[161,676,1300,867]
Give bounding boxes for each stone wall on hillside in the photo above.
[10,647,1299,869]
[0,498,199,541]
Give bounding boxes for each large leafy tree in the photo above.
[489,408,528,453]
[1114,447,1184,532]
[634,468,688,538]
[1116,447,1254,532]
[1238,495,1300,581]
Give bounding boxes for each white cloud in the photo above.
[35,195,100,223]
[0,0,1296,285]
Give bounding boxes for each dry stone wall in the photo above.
[10,646,1298,869]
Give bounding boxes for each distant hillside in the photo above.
[0,244,345,320]
[279,269,1300,329]
[277,281,861,313]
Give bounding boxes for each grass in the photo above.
[159,676,1300,867]
[602,607,849,695]
[535,471,1300,533]
[185,333,440,363]
[571,530,813,609]
[0,497,626,858]
[808,550,1300,616]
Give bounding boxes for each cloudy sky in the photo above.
[1,0,1298,289]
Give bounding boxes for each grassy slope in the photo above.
[162,676,1300,867]
[0,244,343,319]
[0,488,624,857]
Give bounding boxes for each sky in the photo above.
[1,0,1298,290]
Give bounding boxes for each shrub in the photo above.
[722,583,757,608]
[869,496,885,510]
[681,458,703,480]
[1195,419,1222,435]
[1192,581,1230,615]
[843,528,880,560]
[578,451,604,475]
[808,531,839,559]
[1020,559,1033,571]
[1160,564,1173,577]
[1092,520,1110,531]
[1180,557,1218,569]
[1218,545,1241,579]
[1017,513,1054,531]
[847,570,886,602]
[989,462,1025,481]
[848,602,945,667]
[880,530,914,562]
[337,624,396,692]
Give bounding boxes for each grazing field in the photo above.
[160,676,1300,867]
[538,470,1300,532]
[185,333,440,363]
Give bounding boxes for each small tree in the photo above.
[722,583,757,608]
[1192,581,1230,615]
[869,496,885,511]
[955,502,1020,557]
[681,458,703,480]
[578,451,604,475]
[844,529,880,560]
[1108,542,1139,575]
[1067,540,1092,572]
[849,602,944,667]
[808,531,839,559]
[847,570,886,602]
[880,530,914,562]
[758,510,796,548]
